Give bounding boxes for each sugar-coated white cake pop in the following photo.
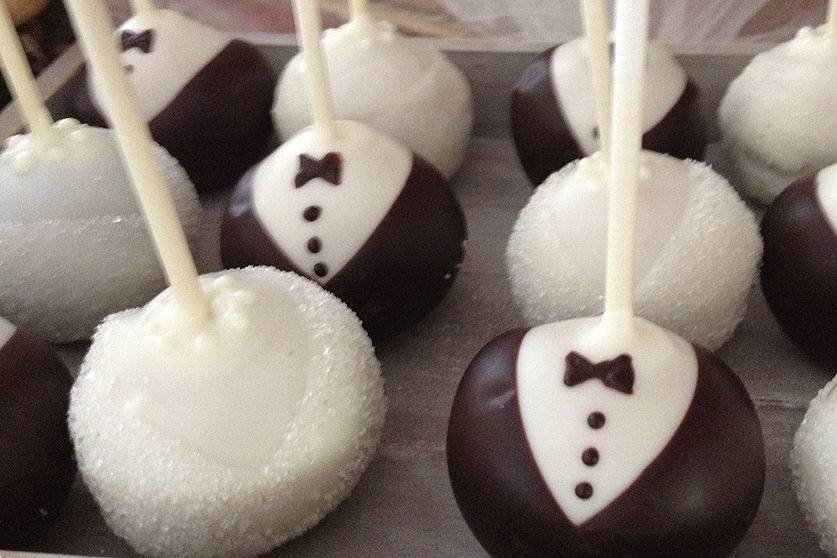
[793,377,837,557]
[507,150,762,350]
[70,267,386,558]
[274,16,473,179]
[0,119,201,342]
[719,25,837,204]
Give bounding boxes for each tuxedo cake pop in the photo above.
[273,0,473,179]
[760,164,837,366]
[70,0,276,192]
[719,24,837,204]
[0,315,76,548]
[224,0,466,334]
[65,3,386,556]
[449,5,765,556]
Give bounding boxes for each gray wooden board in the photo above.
[0,44,833,558]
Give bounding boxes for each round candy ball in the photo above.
[274,17,473,179]
[507,151,761,350]
[511,38,706,186]
[760,164,837,366]
[70,8,276,192]
[221,120,467,335]
[0,119,201,342]
[448,316,766,557]
[0,316,76,549]
[719,26,837,204]
[69,267,386,558]
[793,377,837,557]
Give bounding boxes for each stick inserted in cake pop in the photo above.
[65,0,211,322]
[350,0,371,23]
[293,0,338,139]
[130,0,156,17]
[581,0,611,162]
[828,0,837,37]
[0,2,53,141]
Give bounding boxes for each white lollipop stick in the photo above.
[601,0,649,334]
[581,0,612,163]
[130,0,156,17]
[292,0,338,139]
[64,0,211,323]
[0,1,54,141]
[828,0,837,37]
[350,0,371,22]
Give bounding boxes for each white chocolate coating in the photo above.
[816,163,837,233]
[0,315,15,348]
[518,316,697,525]
[719,26,837,204]
[0,121,201,342]
[88,9,228,121]
[69,267,386,558]
[507,151,762,350]
[253,120,412,283]
[274,18,473,179]
[551,38,686,156]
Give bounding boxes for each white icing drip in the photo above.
[0,315,16,348]
[719,26,837,202]
[274,18,472,179]
[252,120,412,283]
[89,9,229,121]
[816,164,837,233]
[550,38,686,156]
[517,316,697,525]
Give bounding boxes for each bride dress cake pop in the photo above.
[760,163,837,366]
[719,4,837,204]
[0,315,76,548]
[506,0,761,351]
[65,3,386,557]
[448,5,765,555]
[273,0,473,179]
[0,1,200,342]
[511,0,706,186]
[224,0,466,335]
[70,0,275,192]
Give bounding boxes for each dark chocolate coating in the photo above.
[221,155,467,335]
[447,330,765,558]
[69,39,276,192]
[0,328,76,548]
[761,174,837,366]
[510,46,708,186]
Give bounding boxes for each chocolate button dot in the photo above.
[582,448,599,466]
[575,482,593,500]
[588,412,606,429]
[314,263,328,277]
[307,237,322,254]
[303,206,321,222]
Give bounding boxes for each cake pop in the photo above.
[273,0,473,179]
[511,0,706,186]
[0,1,201,342]
[70,0,276,192]
[0,315,76,549]
[448,4,765,556]
[719,3,837,204]
[65,3,386,557]
[224,0,466,335]
[760,164,837,366]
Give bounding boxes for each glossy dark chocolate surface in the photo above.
[447,330,765,558]
[221,154,467,335]
[0,329,76,549]
[510,46,707,186]
[70,39,276,192]
[761,174,837,367]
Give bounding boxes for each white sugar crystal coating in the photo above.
[507,151,762,350]
[719,26,837,204]
[793,377,837,557]
[70,267,386,558]
[0,121,201,342]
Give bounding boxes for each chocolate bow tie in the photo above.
[563,352,635,395]
[295,152,343,188]
[121,29,155,54]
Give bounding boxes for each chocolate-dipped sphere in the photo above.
[511,39,706,185]
[0,318,75,548]
[69,9,275,192]
[448,317,765,557]
[222,120,467,334]
[761,165,837,366]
